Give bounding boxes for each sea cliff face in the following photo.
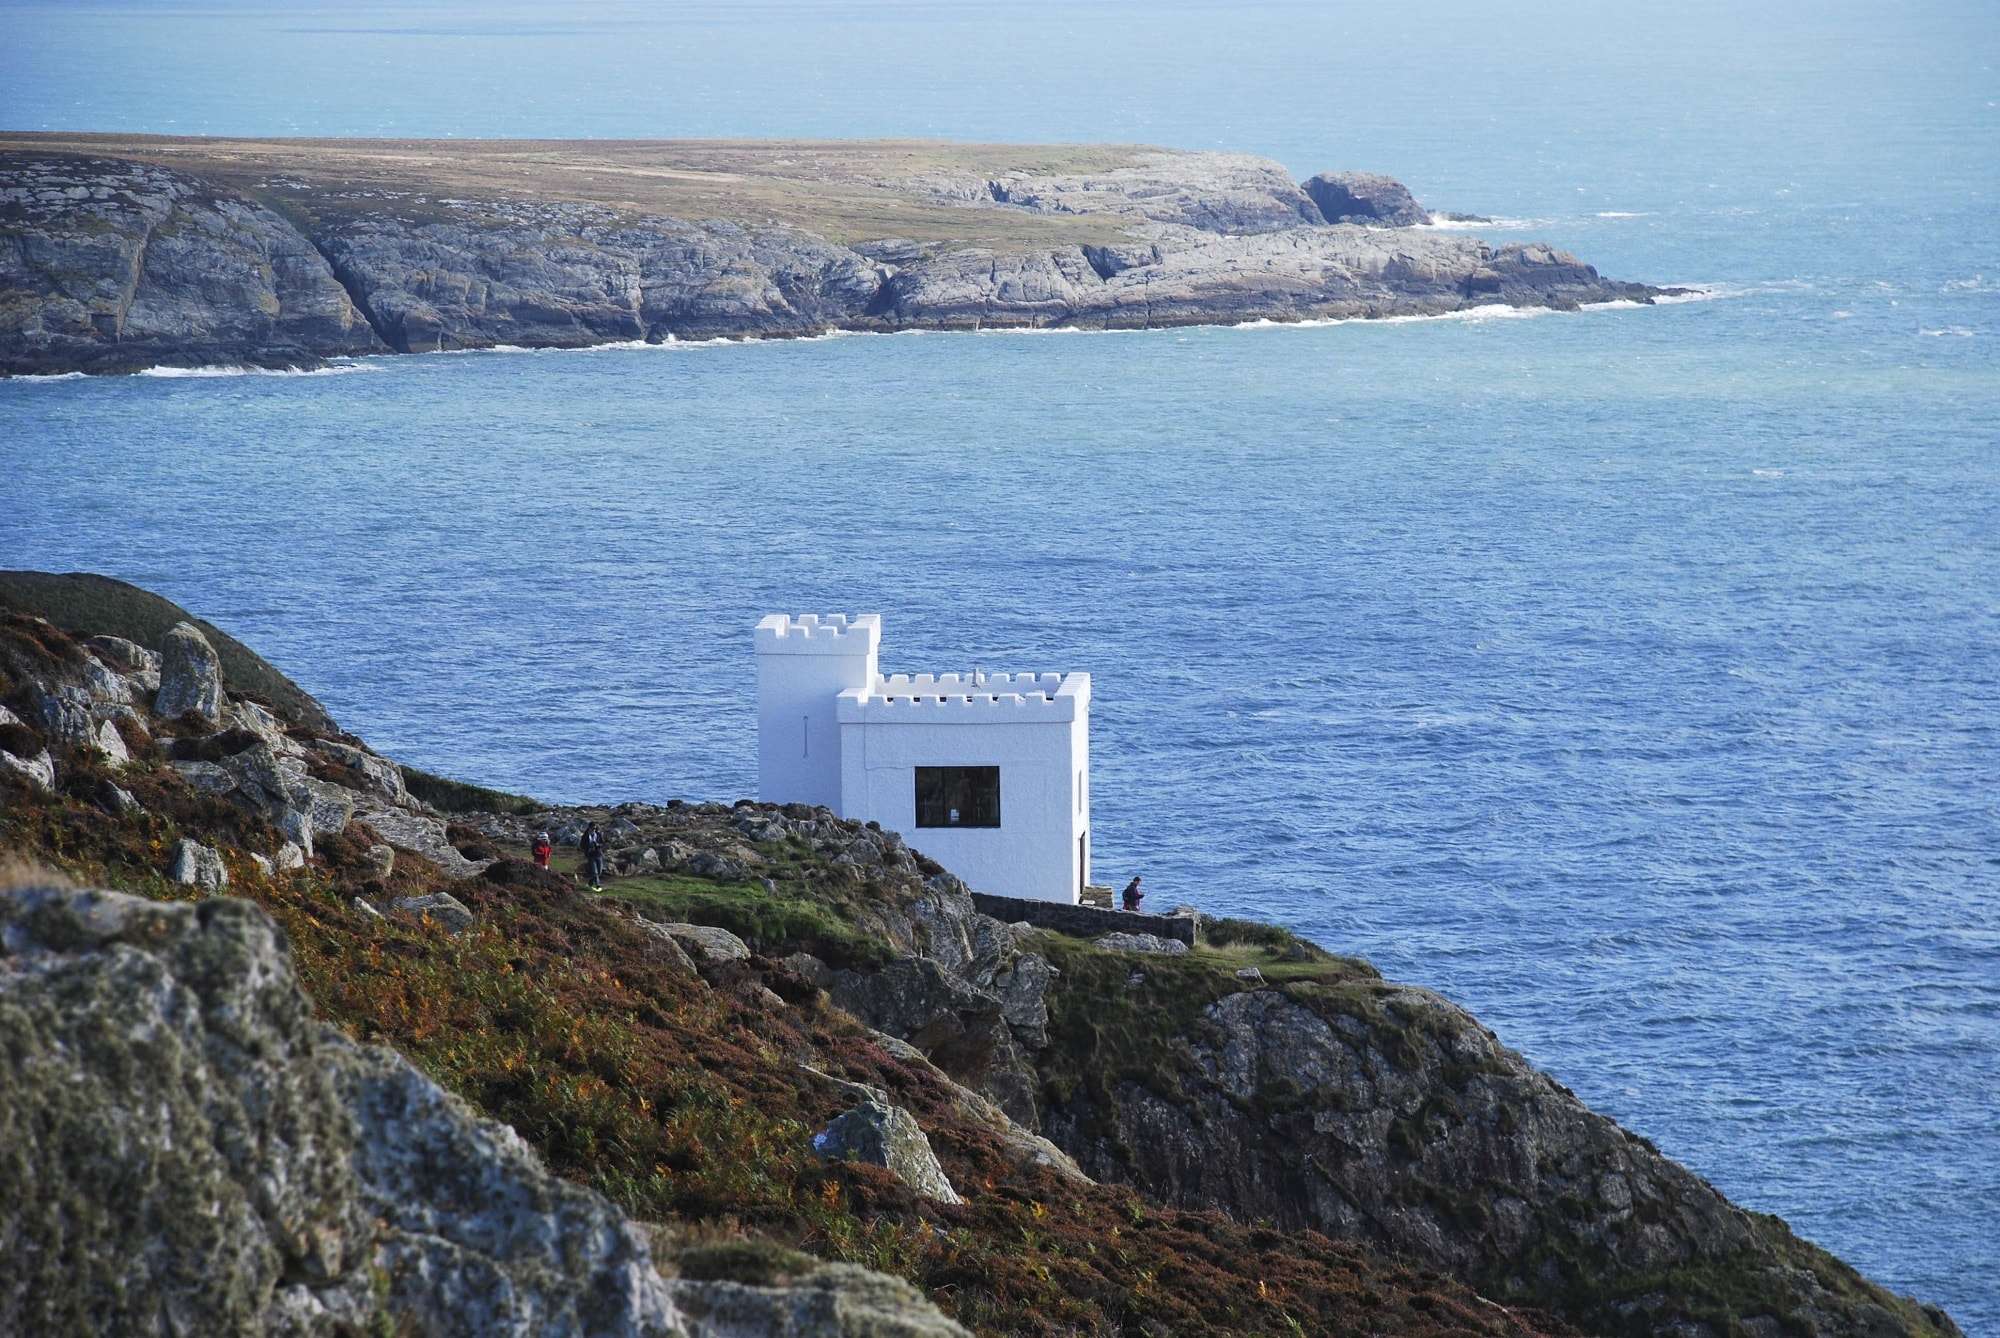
[0,573,1955,1338]
[1,137,1669,375]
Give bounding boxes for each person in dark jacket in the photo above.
[1121,875,1143,912]
[581,822,606,890]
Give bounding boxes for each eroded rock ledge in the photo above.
[1,136,1673,375]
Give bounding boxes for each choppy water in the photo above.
[3,0,1997,1326]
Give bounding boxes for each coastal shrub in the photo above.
[400,764,539,816]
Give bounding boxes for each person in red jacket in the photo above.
[532,830,553,870]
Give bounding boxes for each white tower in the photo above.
[754,613,880,810]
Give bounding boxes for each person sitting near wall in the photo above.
[1121,875,1144,912]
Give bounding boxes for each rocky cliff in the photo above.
[1,135,1674,375]
[0,573,1956,1338]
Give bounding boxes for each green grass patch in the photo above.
[602,871,888,968]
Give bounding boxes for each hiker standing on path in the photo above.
[1121,875,1144,912]
[581,822,606,891]
[532,830,553,870]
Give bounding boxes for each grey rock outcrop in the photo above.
[1093,931,1188,955]
[0,884,680,1336]
[1040,978,1954,1337]
[154,620,224,724]
[671,1263,969,1338]
[168,837,229,889]
[657,922,752,965]
[811,1100,963,1205]
[1303,170,1431,227]
[391,891,475,933]
[0,153,383,375]
[0,883,972,1338]
[0,703,55,791]
[3,145,1671,377]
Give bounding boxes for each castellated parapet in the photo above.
[753,613,882,654]
[838,672,1090,723]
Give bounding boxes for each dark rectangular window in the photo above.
[915,766,1000,828]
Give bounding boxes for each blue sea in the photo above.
[3,0,1996,1325]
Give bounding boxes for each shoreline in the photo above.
[2,284,1719,383]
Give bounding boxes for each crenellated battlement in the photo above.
[754,613,882,655]
[837,671,1089,722]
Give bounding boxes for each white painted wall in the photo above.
[837,675,1090,903]
[755,614,1091,903]
[754,614,879,810]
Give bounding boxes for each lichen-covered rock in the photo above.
[657,922,752,965]
[0,884,679,1335]
[362,843,396,881]
[0,704,55,792]
[672,1262,970,1337]
[1302,170,1431,227]
[1040,977,1959,1338]
[356,804,488,878]
[811,1101,962,1205]
[154,620,224,725]
[168,836,229,889]
[1092,931,1188,956]
[391,891,475,934]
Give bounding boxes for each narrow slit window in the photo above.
[914,766,1000,828]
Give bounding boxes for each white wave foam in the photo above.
[1920,326,1977,338]
[1595,211,1650,219]
[1419,214,1544,231]
[134,362,375,378]
[1942,276,1994,293]
[4,371,87,384]
[1752,468,1786,478]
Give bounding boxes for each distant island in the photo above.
[0,135,1679,376]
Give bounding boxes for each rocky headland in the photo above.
[0,135,1677,376]
[0,571,1958,1337]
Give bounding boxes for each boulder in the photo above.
[167,838,228,890]
[91,718,130,766]
[0,706,55,792]
[1093,931,1189,956]
[275,840,307,872]
[362,844,396,881]
[85,634,156,675]
[1235,966,1266,985]
[356,805,488,879]
[657,922,751,965]
[29,687,95,749]
[687,851,749,881]
[671,1261,969,1337]
[352,897,384,920]
[0,745,55,793]
[390,892,475,934]
[1301,171,1429,227]
[153,621,224,725]
[633,920,699,974]
[811,1100,962,1204]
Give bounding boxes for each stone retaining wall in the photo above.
[970,892,1199,946]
